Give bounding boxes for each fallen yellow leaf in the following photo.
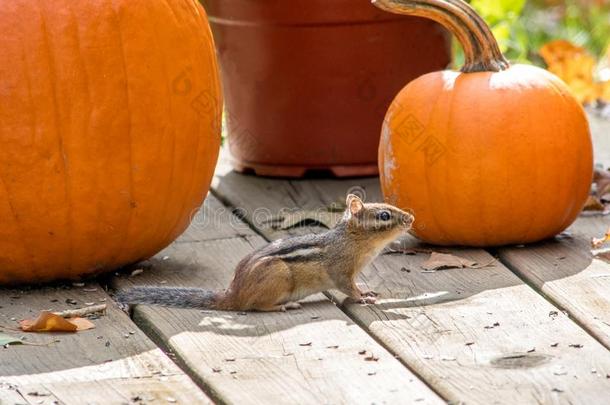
[19,311,95,333]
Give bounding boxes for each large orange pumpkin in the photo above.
[375,0,593,247]
[0,0,222,284]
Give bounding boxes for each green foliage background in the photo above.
[453,0,610,67]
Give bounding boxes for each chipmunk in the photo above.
[116,194,414,312]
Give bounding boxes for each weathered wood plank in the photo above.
[14,376,205,405]
[0,285,211,404]
[111,196,444,405]
[1,376,205,405]
[213,164,610,404]
[498,214,610,349]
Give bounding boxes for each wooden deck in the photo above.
[3,116,610,404]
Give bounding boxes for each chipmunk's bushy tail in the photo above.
[116,286,227,309]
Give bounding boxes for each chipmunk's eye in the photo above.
[377,211,391,221]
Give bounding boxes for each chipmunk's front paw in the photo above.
[361,290,379,298]
[359,295,377,305]
[284,302,302,310]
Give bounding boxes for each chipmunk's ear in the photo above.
[346,194,363,216]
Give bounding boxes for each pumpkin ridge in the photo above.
[547,78,592,233]
[147,2,182,254]
[104,0,137,269]
[167,0,198,42]
[400,73,445,241]
[502,73,538,244]
[525,75,572,239]
[67,1,98,270]
[39,6,75,274]
[439,76,459,243]
[421,74,452,243]
[503,87,519,245]
[550,82,576,234]
[10,35,38,275]
[163,1,221,245]
[163,0,181,23]
[518,85,540,244]
[188,0,205,20]
[473,87,489,245]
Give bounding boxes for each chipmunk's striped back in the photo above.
[254,233,331,263]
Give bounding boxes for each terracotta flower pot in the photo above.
[201,0,451,177]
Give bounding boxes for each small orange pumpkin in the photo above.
[375,0,593,247]
[0,0,222,284]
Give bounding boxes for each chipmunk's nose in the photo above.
[402,214,414,227]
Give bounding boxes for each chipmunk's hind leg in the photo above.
[239,258,294,312]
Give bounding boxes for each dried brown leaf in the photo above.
[421,252,494,271]
[583,195,606,212]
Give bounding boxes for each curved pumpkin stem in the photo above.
[372,0,510,73]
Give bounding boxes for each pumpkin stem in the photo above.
[372,0,510,73]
